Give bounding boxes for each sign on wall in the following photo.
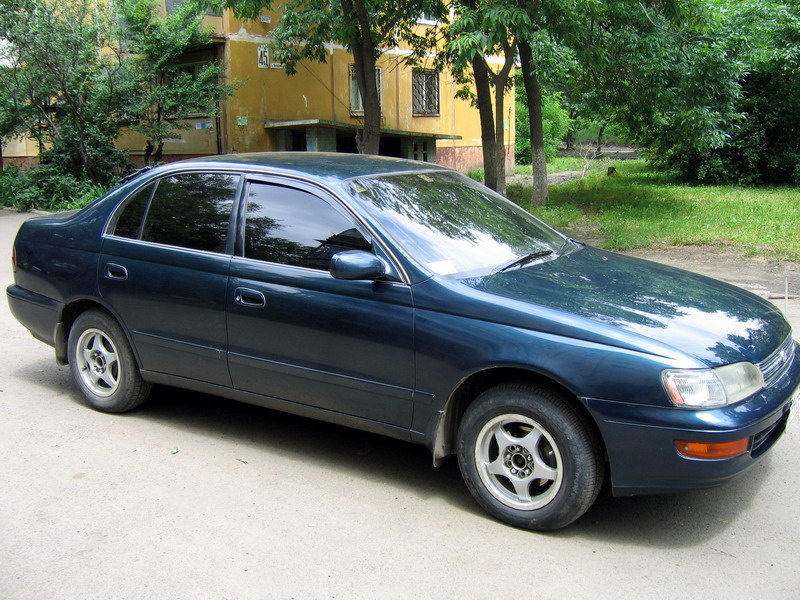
[257,45,269,69]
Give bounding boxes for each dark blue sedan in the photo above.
[7,153,799,530]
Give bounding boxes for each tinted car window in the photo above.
[141,173,240,252]
[112,184,153,239]
[244,182,370,270]
[347,171,566,277]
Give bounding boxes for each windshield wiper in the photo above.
[495,250,553,274]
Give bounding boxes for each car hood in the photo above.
[460,245,790,366]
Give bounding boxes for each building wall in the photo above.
[1,7,516,174]
[1,136,40,168]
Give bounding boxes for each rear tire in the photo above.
[457,383,604,531]
[67,310,151,413]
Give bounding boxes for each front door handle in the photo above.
[105,263,128,280]
[234,287,266,308]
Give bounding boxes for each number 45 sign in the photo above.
[257,45,269,69]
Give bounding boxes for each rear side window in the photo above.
[244,182,371,270]
[112,172,240,253]
[112,184,153,239]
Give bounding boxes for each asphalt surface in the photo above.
[1,209,798,599]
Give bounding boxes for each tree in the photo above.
[445,1,528,196]
[514,86,570,165]
[0,0,237,185]
[210,0,447,154]
[115,0,239,163]
[505,0,745,204]
[648,0,800,184]
[0,0,128,184]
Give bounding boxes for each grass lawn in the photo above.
[507,160,800,262]
[515,155,602,174]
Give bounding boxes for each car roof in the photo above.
[163,152,451,183]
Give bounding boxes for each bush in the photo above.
[0,164,111,211]
[0,165,32,211]
[515,92,571,165]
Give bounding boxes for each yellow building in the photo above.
[2,3,515,173]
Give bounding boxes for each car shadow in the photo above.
[132,383,479,512]
[125,385,779,546]
[20,362,774,546]
[559,466,770,547]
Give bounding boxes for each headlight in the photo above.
[662,362,765,408]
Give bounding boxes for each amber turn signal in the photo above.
[674,438,751,460]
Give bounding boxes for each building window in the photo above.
[350,65,381,115]
[166,51,219,117]
[412,69,439,116]
[416,12,438,25]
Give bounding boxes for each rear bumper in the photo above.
[584,350,800,496]
[7,285,61,347]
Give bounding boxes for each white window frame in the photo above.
[350,65,382,116]
[416,12,438,25]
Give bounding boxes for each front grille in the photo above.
[759,335,796,388]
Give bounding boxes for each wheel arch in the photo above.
[56,299,135,366]
[429,367,607,467]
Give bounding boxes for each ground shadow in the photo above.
[14,360,776,546]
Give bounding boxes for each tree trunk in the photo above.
[353,49,381,155]
[344,0,381,155]
[518,39,548,206]
[565,109,578,150]
[471,56,500,192]
[596,120,607,156]
[492,65,508,198]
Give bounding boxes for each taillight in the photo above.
[11,246,16,274]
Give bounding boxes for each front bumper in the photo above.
[583,344,800,496]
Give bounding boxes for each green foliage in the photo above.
[466,168,484,182]
[0,165,30,210]
[515,155,605,172]
[0,0,237,208]
[516,0,746,177]
[0,0,129,185]
[654,1,800,184]
[511,160,800,261]
[0,164,110,211]
[116,0,238,151]
[515,90,571,164]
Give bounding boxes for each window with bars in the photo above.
[350,65,382,115]
[412,69,439,116]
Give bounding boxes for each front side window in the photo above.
[137,173,239,252]
[244,182,371,271]
[412,69,439,116]
[350,65,382,115]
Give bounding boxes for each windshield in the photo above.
[346,170,567,277]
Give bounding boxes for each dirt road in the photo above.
[1,209,798,599]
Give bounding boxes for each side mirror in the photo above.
[330,250,389,281]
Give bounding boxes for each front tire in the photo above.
[457,383,604,531]
[67,310,151,413]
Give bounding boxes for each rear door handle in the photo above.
[105,263,128,280]
[234,287,266,308]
